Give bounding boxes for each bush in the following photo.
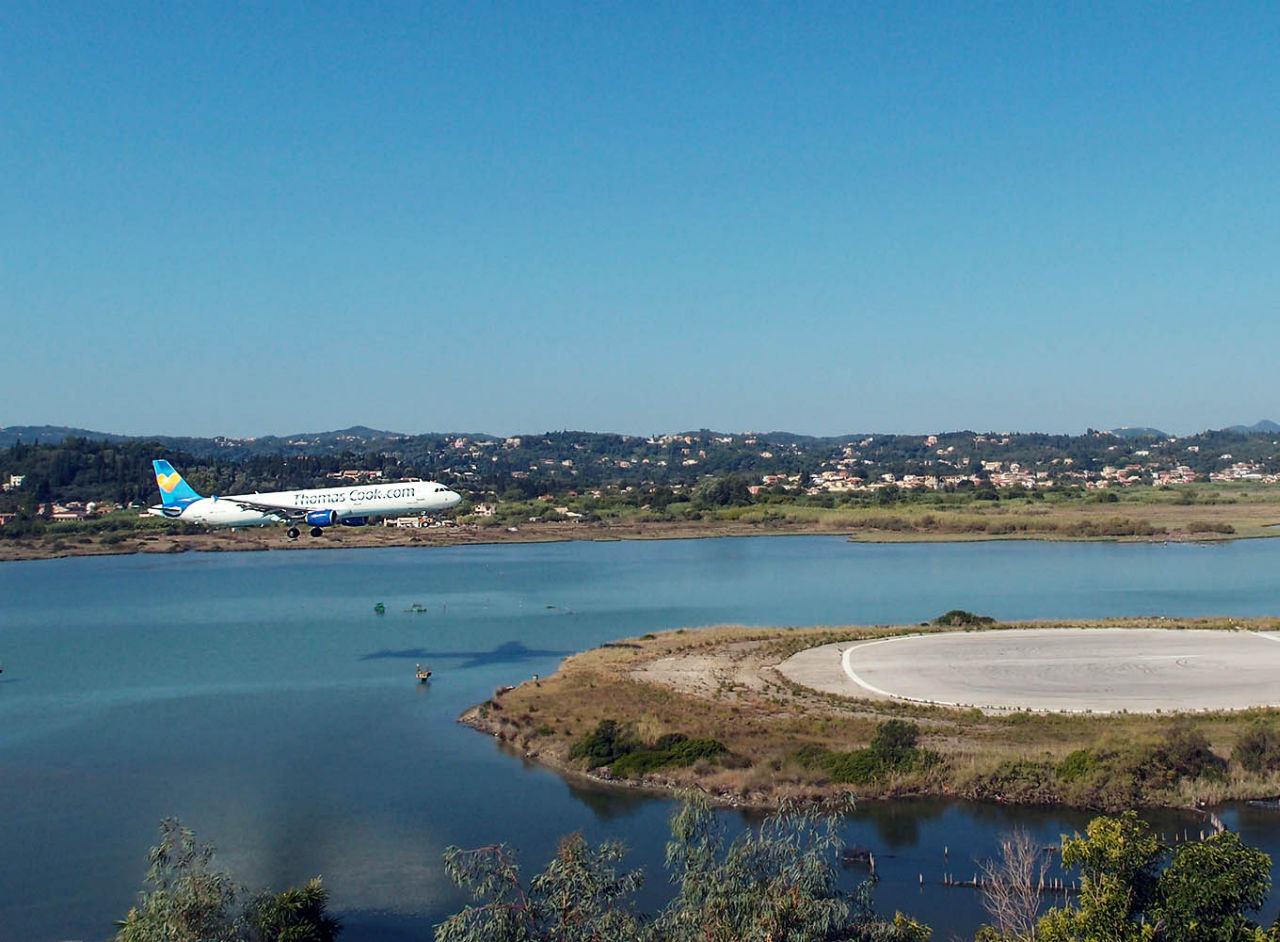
[1232,722,1280,773]
[1186,520,1236,534]
[932,610,996,627]
[795,720,939,785]
[1057,749,1097,783]
[572,721,728,778]
[1153,724,1224,780]
[611,738,728,778]
[569,720,639,765]
[823,749,884,785]
[870,719,919,763]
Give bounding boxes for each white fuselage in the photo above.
[153,481,462,527]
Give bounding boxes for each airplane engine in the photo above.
[304,509,339,528]
[340,517,368,527]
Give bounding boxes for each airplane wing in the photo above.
[217,497,311,521]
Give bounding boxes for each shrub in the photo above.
[1153,723,1224,780]
[870,719,919,763]
[1186,520,1235,534]
[824,749,884,784]
[1232,722,1280,773]
[1057,749,1097,783]
[932,610,996,627]
[573,721,730,778]
[794,720,939,785]
[569,719,639,765]
[611,738,728,778]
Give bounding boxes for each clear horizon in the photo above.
[3,4,1277,437]
[3,417,1277,442]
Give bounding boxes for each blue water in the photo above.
[2,537,1279,941]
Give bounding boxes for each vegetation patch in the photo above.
[569,720,729,778]
[796,720,940,784]
[965,723,1228,810]
[932,609,996,627]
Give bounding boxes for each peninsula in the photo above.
[461,618,1280,813]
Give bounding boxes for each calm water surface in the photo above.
[2,537,1280,941]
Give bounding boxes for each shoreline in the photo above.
[0,511,1271,563]
[458,620,1280,814]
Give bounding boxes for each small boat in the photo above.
[415,663,433,683]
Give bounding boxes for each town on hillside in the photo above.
[2,425,1280,524]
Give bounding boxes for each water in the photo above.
[2,537,1279,940]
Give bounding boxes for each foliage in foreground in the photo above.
[114,818,340,942]
[978,811,1278,942]
[437,798,931,942]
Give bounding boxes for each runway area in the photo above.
[777,628,1280,713]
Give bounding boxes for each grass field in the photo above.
[3,485,1280,561]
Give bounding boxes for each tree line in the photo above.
[5,424,1280,513]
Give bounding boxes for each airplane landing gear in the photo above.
[310,526,324,537]
[287,527,300,540]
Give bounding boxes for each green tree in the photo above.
[435,833,645,942]
[691,475,754,509]
[115,818,241,942]
[1034,814,1278,942]
[1149,832,1272,942]
[115,819,340,942]
[869,720,919,765]
[657,799,927,942]
[1036,812,1161,942]
[244,878,341,942]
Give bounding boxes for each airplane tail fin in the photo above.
[152,460,202,506]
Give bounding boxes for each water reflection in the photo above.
[359,640,574,668]
[851,798,946,849]
[565,781,653,822]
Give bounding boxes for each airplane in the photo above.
[148,459,463,539]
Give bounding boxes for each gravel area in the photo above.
[778,628,1280,713]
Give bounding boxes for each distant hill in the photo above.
[1226,420,1280,434]
[0,424,505,457]
[7,420,1280,460]
[0,425,132,447]
[1109,426,1170,440]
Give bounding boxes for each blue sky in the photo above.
[2,2,1277,438]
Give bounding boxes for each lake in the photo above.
[2,536,1280,940]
